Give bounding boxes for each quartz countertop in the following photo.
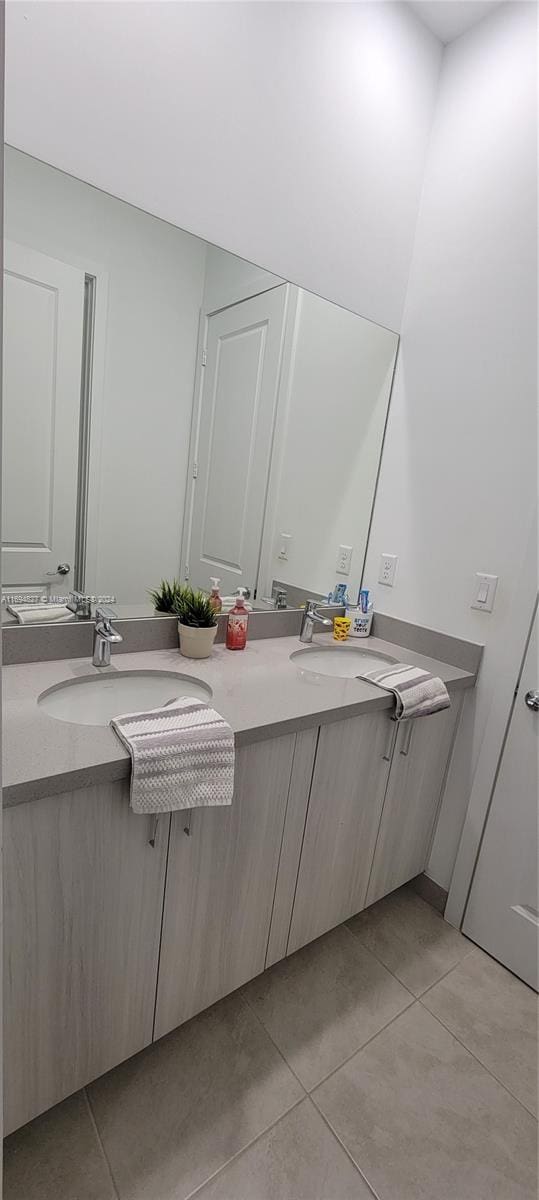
[2,632,476,806]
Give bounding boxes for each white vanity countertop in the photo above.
[2,632,476,806]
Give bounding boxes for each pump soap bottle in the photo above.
[226,588,249,650]
[209,577,222,615]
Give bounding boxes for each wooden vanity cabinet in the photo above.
[3,781,169,1135]
[4,698,464,1134]
[365,697,462,905]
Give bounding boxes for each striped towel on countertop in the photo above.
[359,662,450,720]
[110,697,235,814]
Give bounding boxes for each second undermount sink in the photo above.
[290,644,398,679]
[38,670,213,727]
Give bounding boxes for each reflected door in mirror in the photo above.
[2,241,84,591]
[186,285,287,596]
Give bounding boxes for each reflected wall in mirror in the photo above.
[2,147,398,623]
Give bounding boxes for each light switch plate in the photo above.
[336,544,353,575]
[277,533,292,562]
[378,553,398,587]
[471,572,498,612]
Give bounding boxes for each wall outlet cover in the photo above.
[378,553,398,587]
[336,544,353,575]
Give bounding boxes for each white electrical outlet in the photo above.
[378,553,398,587]
[336,544,353,575]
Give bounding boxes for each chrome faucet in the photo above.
[93,605,123,667]
[261,587,288,610]
[67,590,92,619]
[299,599,333,643]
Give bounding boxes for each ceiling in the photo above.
[408,1,504,43]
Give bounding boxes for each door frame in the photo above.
[72,262,109,595]
[179,282,290,595]
[446,508,538,928]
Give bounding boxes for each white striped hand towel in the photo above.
[111,696,235,814]
[7,603,74,624]
[359,662,450,720]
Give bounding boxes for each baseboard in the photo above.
[410,873,448,915]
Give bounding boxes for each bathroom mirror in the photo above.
[2,147,398,624]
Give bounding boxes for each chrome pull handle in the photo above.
[46,562,71,576]
[525,690,539,712]
[399,721,414,757]
[148,815,160,847]
[382,719,398,761]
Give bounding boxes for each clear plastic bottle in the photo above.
[226,588,249,650]
[209,577,222,615]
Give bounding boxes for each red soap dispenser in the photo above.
[226,588,249,650]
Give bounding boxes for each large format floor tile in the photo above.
[422,946,539,1116]
[314,1003,538,1200]
[193,1098,374,1200]
[243,924,411,1090]
[4,1091,116,1200]
[88,991,303,1200]
[347,884,472,995]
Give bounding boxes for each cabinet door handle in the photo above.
[183,810,192,836]
[148,815,160,847]
[382,719,398,761]
[399,721,414,757]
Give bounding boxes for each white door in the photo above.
[2,241,85,592]
[463,600,539,990]
[186,286,287,596]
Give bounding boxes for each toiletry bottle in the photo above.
[226,588,249,650]
[209,577,222,615]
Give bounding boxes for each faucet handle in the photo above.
[95,604,120,633]
[95,603,117,622]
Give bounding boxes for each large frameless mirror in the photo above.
[2,146,398,624]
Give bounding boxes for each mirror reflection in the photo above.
[2,147,398,624]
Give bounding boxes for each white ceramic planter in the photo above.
[178,622,218,659]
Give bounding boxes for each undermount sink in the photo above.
[38,670,213,727]
[290,644,397,679]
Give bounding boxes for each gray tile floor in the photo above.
[4,884,538,1200]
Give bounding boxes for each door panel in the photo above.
[188,286,287,595]
[2,241,85,591]
[4,783,169,1134]
[366,702,462,906]
[464,604,538,989]
[287,712,393,954]
[154,734,296,1039]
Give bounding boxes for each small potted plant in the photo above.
[174,587,218,659]
[149,578,183,614]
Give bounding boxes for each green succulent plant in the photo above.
[173,587,217,628]
[148,578,183,613]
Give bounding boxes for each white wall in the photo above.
[5,1,441,333]
[203,245,283,313]
[5,148,206,603]
[364,1,538,889]
[269,290,397,601]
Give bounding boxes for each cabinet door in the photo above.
[4,783,169,1134]
[366,699,462,906]
[265,728,319,967]
[287,712,393,955]
[154,734,296,1040]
